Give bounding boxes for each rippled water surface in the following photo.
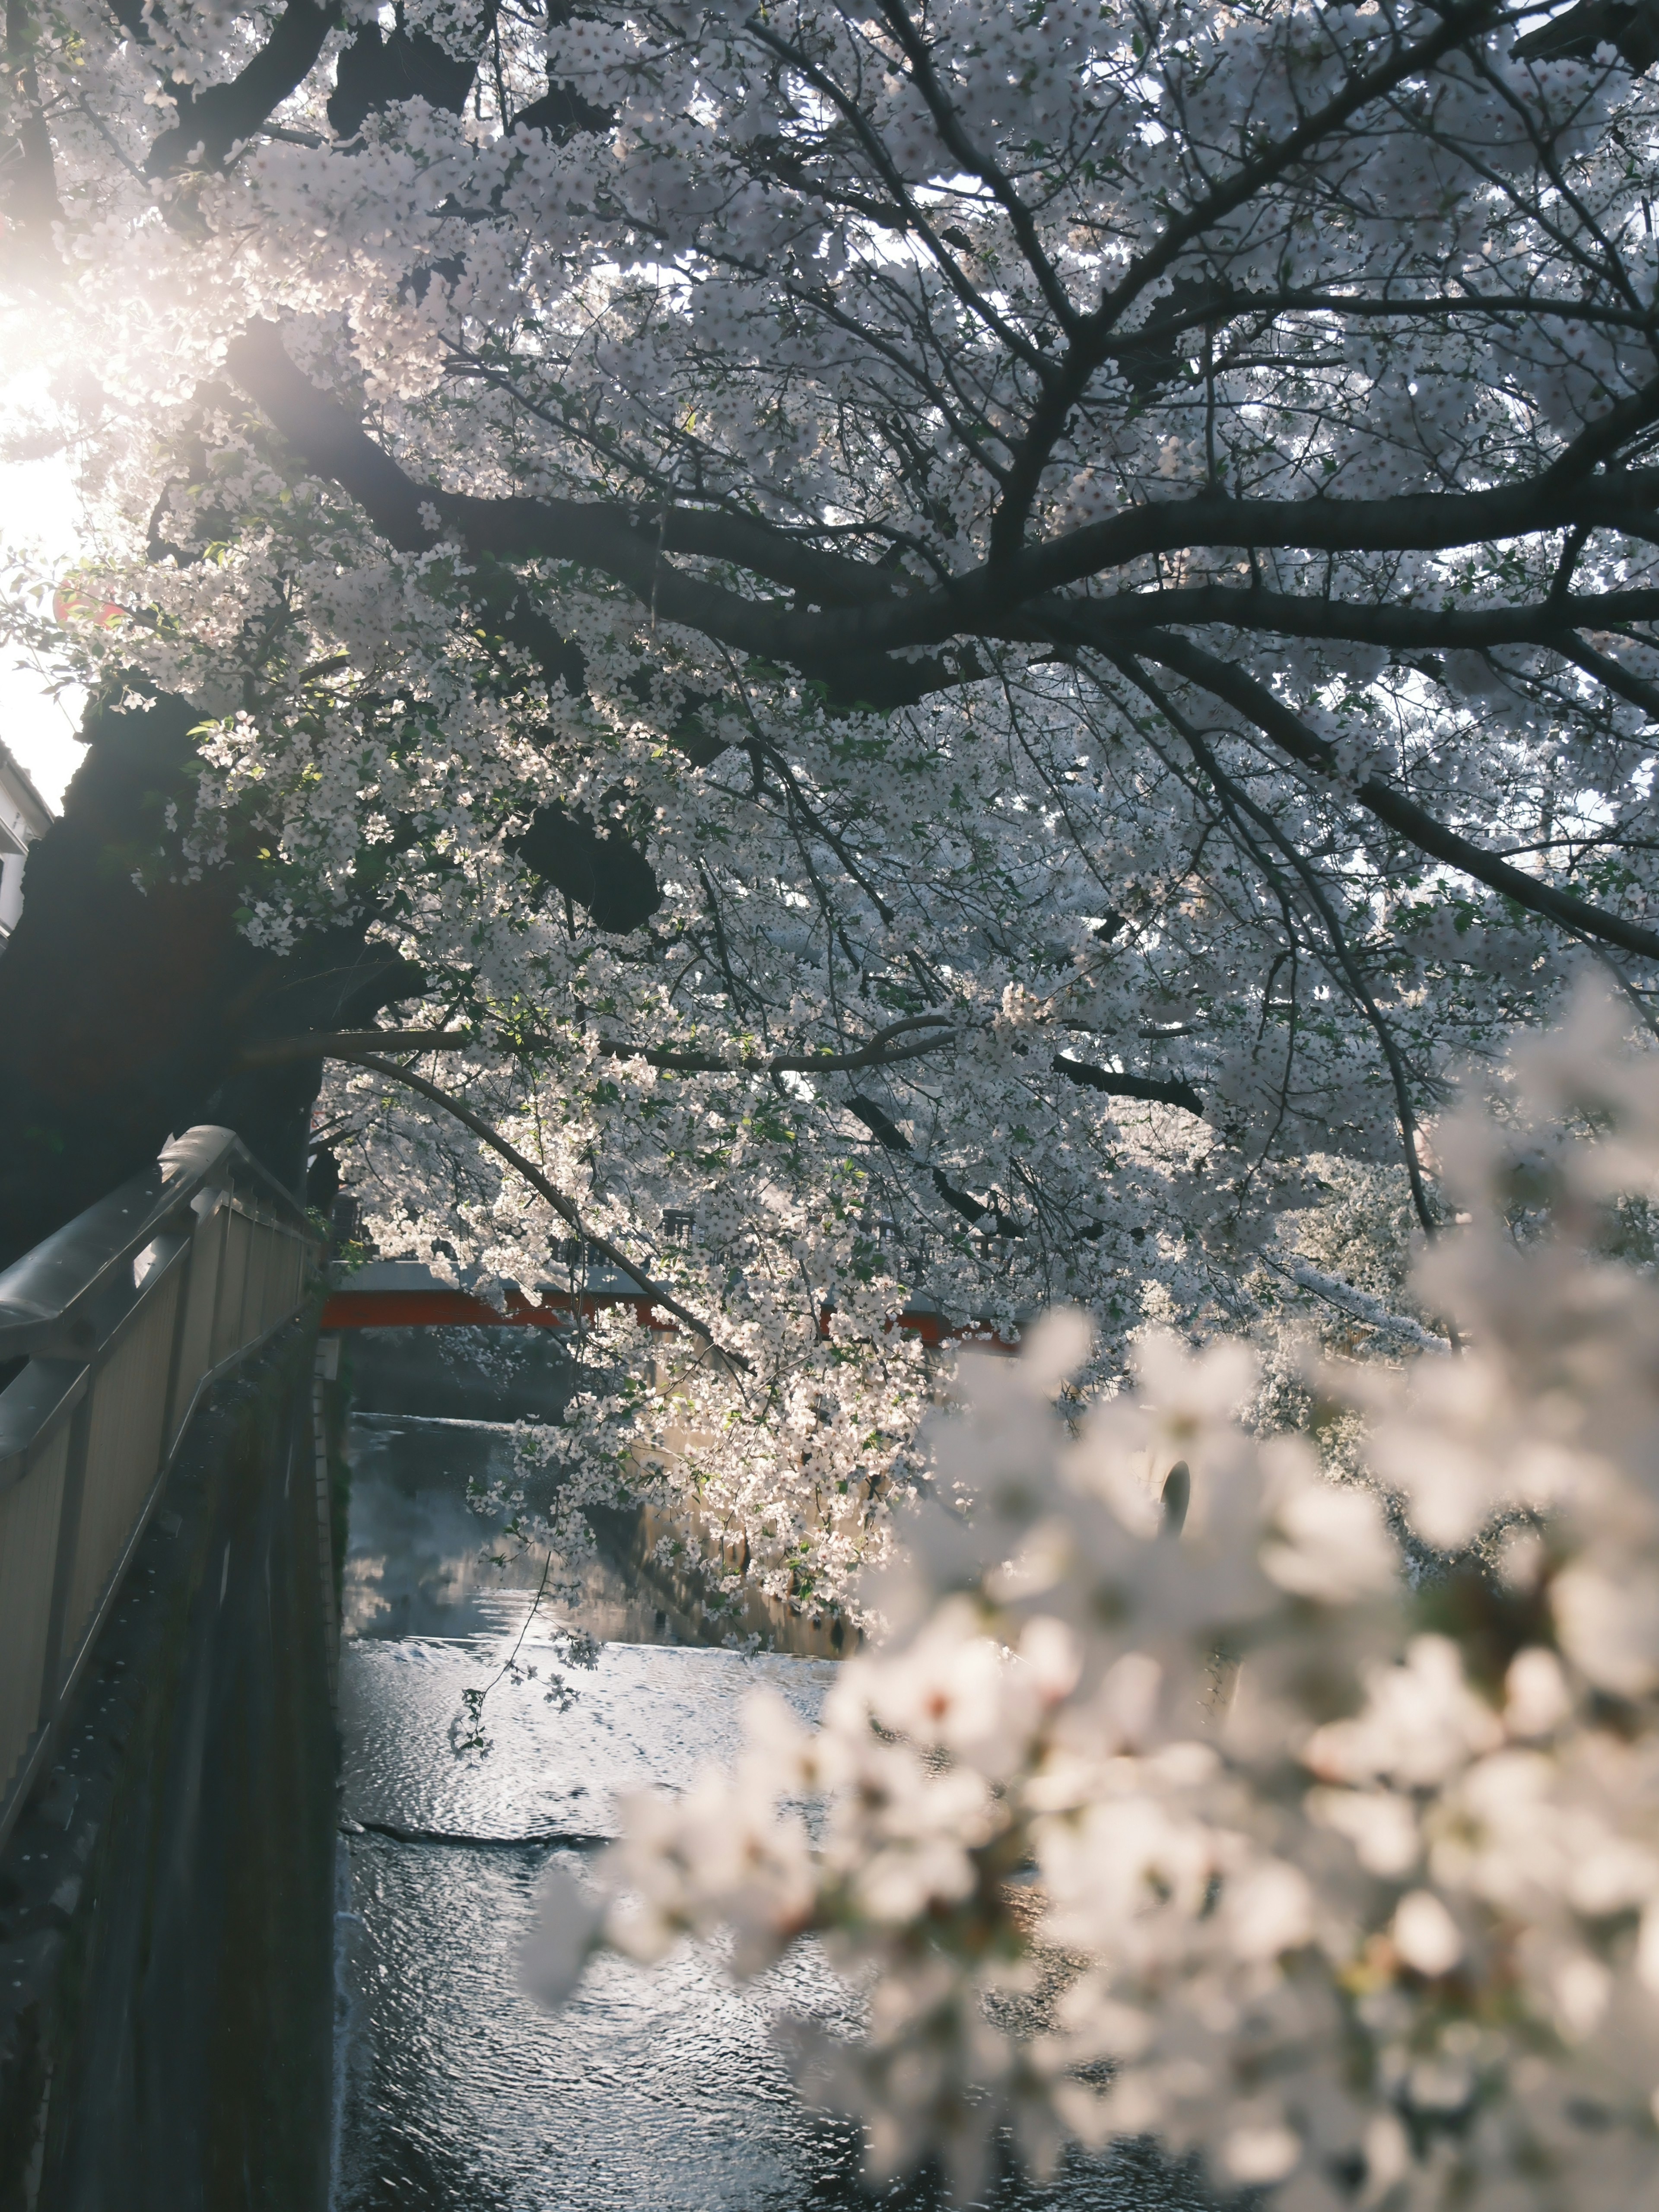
[333,1412,1208,2212]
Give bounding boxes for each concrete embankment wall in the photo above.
[345,1322,574,1422]
[0,1325,337,2212]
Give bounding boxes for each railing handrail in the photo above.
[0,1127,311,1360]
[0,1127,321,1856]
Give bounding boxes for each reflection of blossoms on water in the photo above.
[529,1004,1659,2211]
[339,1416,575,1642]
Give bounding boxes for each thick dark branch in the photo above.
[1135,629,1659,962]
[246,1017,961,1078]
[1053,1054,1203,1116]
[844,1093,1017,1233]
[249,1023,1200,1116]
[1006,473,1659,607]
[1546,373,1659,486]
[1512,0,1659,64]
[1061,583,1659,652]
[146,0,340,173]
[225,321,946,707]
[242,1028,473,1064]
[227,321,450,541]
[228,320,901,603]
[226,326,1659,731]
[1556,631,1659,722]
[1074,282,1659,350]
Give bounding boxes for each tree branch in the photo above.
[146,0,340,174]
[342,1050,747,1367]
[989,0,1511,558]
[242,1015,962,1077]
[1133,628,1659,962]
[1053,1054,1204,1116]
[1058,582,1659,653]
[844,1092,1019,1234]
[242,1028,474,1064]
[599,1013,959,1076]
[226,320,1659,719]
[1003,473,1659,607]
[1555,631,1659,724]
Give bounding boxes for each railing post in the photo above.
[156,1226,196,1449]
[235,1193,255,1350]
[38,1381,95,1714]
[207,1189,232,1369]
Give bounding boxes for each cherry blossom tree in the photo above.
[8,0,1659,2190]
[2,0,1659,1597]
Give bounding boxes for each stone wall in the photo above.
[0,1325,337,2212]
[344,1323,573,1422]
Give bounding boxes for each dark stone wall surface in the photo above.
[344,1323,574,1423]
[0,1325,337,2212]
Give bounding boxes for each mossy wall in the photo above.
[0,1325,337,2212]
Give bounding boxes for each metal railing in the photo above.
[0,1128,320,1851]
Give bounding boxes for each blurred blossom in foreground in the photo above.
[524,997,1659,2211]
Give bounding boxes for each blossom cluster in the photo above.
[523,1002,1659,2212]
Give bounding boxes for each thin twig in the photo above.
[343,1050,747,1370]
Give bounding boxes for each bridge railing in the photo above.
[0,1128,320,1851]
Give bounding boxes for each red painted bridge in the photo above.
[318,1261,997,1349]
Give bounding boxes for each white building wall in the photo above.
[0,743,53,939]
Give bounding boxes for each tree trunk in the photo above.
[0,693,419,1265]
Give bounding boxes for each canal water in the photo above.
[331,1408,1209,2212]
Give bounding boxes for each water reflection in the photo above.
[343,1413,737,1649]
[333,1413,1209,2212]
